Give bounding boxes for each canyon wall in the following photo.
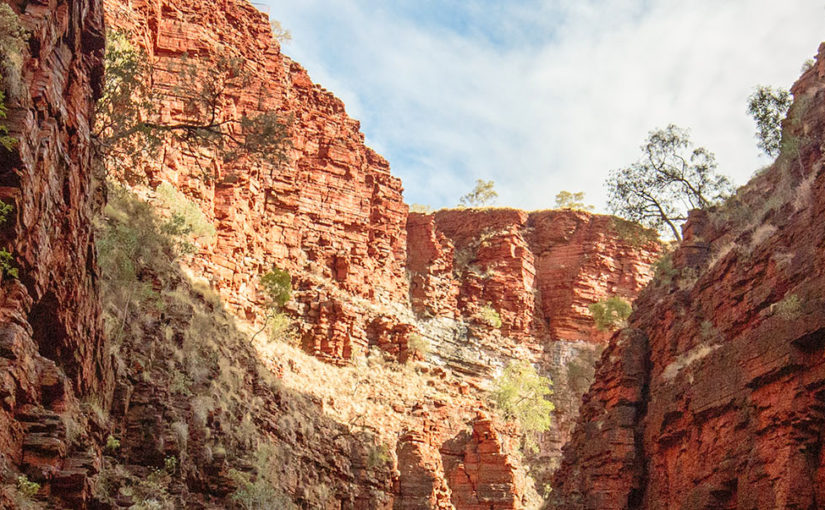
[0,0,110,506]
[551,43,825,509]
[104,0,409,366]
[103,0,661,504]
[0,0,662,506]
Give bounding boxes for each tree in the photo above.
[554,191,594,211]
[606,124,734,242]
[93,30,291,183]
[491,361,554,452]
[251,266,292,342]
[458,179,497,207]
[747,86,791,158]
[270,20,292,44]
[260,267,292,309]
[588,296,632,331]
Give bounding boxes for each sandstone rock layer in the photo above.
[0,0,109,505]
[551,42,825,510]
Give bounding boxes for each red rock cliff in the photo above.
[0,0,109,505]
[101,0,662,505]
[105,0,409,365]
[551,42,825,509]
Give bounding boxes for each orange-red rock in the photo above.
[0,0,109,506]
[104,0,409,366]
[551,42,825,509]
[407,209,659,343]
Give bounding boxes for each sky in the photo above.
[260,0,825,212]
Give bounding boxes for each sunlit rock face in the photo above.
[551,43,825,510]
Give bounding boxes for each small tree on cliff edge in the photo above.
[93,30,291,184]
[606,124,734,242]
[458,179,498,208]
[747,85,792,159]
[492,361,554,452]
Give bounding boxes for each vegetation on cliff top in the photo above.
[607,124,734,242]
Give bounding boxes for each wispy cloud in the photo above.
[265,0,825,211]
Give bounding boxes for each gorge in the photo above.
[0,0,822,509]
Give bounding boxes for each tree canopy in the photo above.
[606,124,734,242]
[555,191,594,211]
[491,361,554,452]
[93,30,291,183]
[458,179,497,208]
[747,86,792,158]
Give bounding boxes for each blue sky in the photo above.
[261,0,825,212]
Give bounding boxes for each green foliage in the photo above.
[610,216,658,248]
[491,361,554,452]
[164,456,178,475]
[588,296,632,332]
[16,475,40,498]
[97,186,194,341]
[93,30,159,182]
[156,181,216,251]
[0,248,18,279]
[653,252,678,286]
[270,20,292,44]
[554,191,593,211]
[478,304,502,328]
[774,293,801,320]
[607,124,734,241]
[409,203,433,213]
[747,86,791,158]
[0,4,27,98]
[261,267,292,309]
[366,443,391,469]
[0,199,11,225]
[458,179,497,208]
[94,31,291,183]
[105,435,121,452]
[229,469,294,510]
[0,199,17,279]
[0,91,15,151]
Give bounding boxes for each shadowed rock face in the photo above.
[0,0,663,506]
[103,0,661,498]
[0,0,110,505]
[551,42,825,510]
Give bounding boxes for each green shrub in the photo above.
[229,469,294,510]
[0,248,17,279]
[0,91,15,151]
[775,293,801,320]
[653,252,678,286]
[261,267,291,308]
[610,216,658,248]
[491,361,554,452]
[105,435,121,452]
[0,4,27,98]
[554,190,594,211]
[366,443,391,469]
[458,179,497,208]
[588,296,632,332]
[16,475,40,498]
[156,182,216,245]
[478,304,502,328]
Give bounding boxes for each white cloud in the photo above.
[265,0,825,211]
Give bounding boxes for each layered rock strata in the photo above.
[104,0,409,366]
[0,0,110,505]
[551,42,825,509]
